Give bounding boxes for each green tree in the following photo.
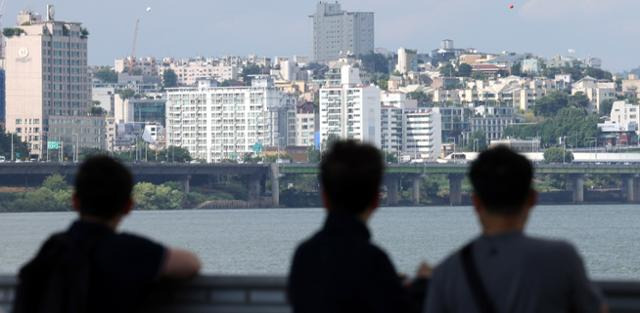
[242,64,265,84]
[439,63,455,77]
[94,68,118,83]
[599,99,615,116]
[42,174,69,191]
[568,92,590,109]
[511,62,522,76]
[534,91,569,117]
[90,106,106,116]
[117,88,135,100]
[466,130,487,151]
[153,146,192,163]
[0,131,29,160]
[407,91,431,107]
[2,28,25,38]
[304,63,329,79]
[504,107,598,148]
[383,152,398,164]
[163,69,178,88]
[79,147,108,161]
[307,147,321,163]
[219,79,244,87]
[457,63,472,77]
[544,147,574,163]
[584,67,613,80]
[359,53,390,74]
[134,182,184,210]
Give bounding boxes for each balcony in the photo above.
[0,276,638,313]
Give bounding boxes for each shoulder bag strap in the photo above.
[461,243,498,313]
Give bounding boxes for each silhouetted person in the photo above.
[425,146,605,313]
[288,140,429,313]
[14,156,201,313]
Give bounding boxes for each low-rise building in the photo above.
[47,116,107,154]
[162,59,240,86]
[471,106,519,141]
[608,101,640,135]
[572,77,616,112]
[433,107,472,144]
[490,138,540,152]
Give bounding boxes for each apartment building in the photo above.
[403,109,442,161]
[319,65,381,148]
[166,77,295,162]
[163,59,240,86]
[396,48,418,74]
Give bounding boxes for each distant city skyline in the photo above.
[4,0,640,71]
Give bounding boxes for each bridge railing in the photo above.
[0,275,639,313]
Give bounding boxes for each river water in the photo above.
[0,205,639,280]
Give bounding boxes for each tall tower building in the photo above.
[5,5,92,158]
[310,2,374,63]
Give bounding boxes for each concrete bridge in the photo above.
[0,275,638,313]
[280,163,640,206]
[1,162,639,206]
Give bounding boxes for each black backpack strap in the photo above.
[461,243,498,313]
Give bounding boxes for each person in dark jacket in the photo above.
[14,156,201,313]
[288,140,430,313]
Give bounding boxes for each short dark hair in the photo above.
[320,140,384,214]
[469,146,534,215]
[74,156,134,219]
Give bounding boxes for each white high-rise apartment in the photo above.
[311,2,374,63]
[5,6,91,157]
[166,77,295,162]
[396,48,418,74]
[380,91,417,156]
[403,109,442,160]
[319,65,381,148]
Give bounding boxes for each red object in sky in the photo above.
[509,4,515,9]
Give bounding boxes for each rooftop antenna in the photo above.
[129,18,140,74]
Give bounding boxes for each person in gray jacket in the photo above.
[425,146,606,313]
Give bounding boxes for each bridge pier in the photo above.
[248,176,262,202]
[183,175,191,194]
[412,175,421,205]
[385,176,400,206]
[449,174,464,206]
[270,164,280,207]
[623,175,639,203]
[570,175,585,203]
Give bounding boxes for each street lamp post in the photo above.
[10,133,14,162]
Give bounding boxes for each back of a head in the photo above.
[469,146,534,215]
[320,140,384,215]
[74,156,134,220]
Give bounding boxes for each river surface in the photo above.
[0,205,639,280]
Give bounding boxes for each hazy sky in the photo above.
[5,0,640,71]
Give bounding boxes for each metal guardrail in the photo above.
[0,275,639,313]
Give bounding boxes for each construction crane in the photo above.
[129,18,139,74]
